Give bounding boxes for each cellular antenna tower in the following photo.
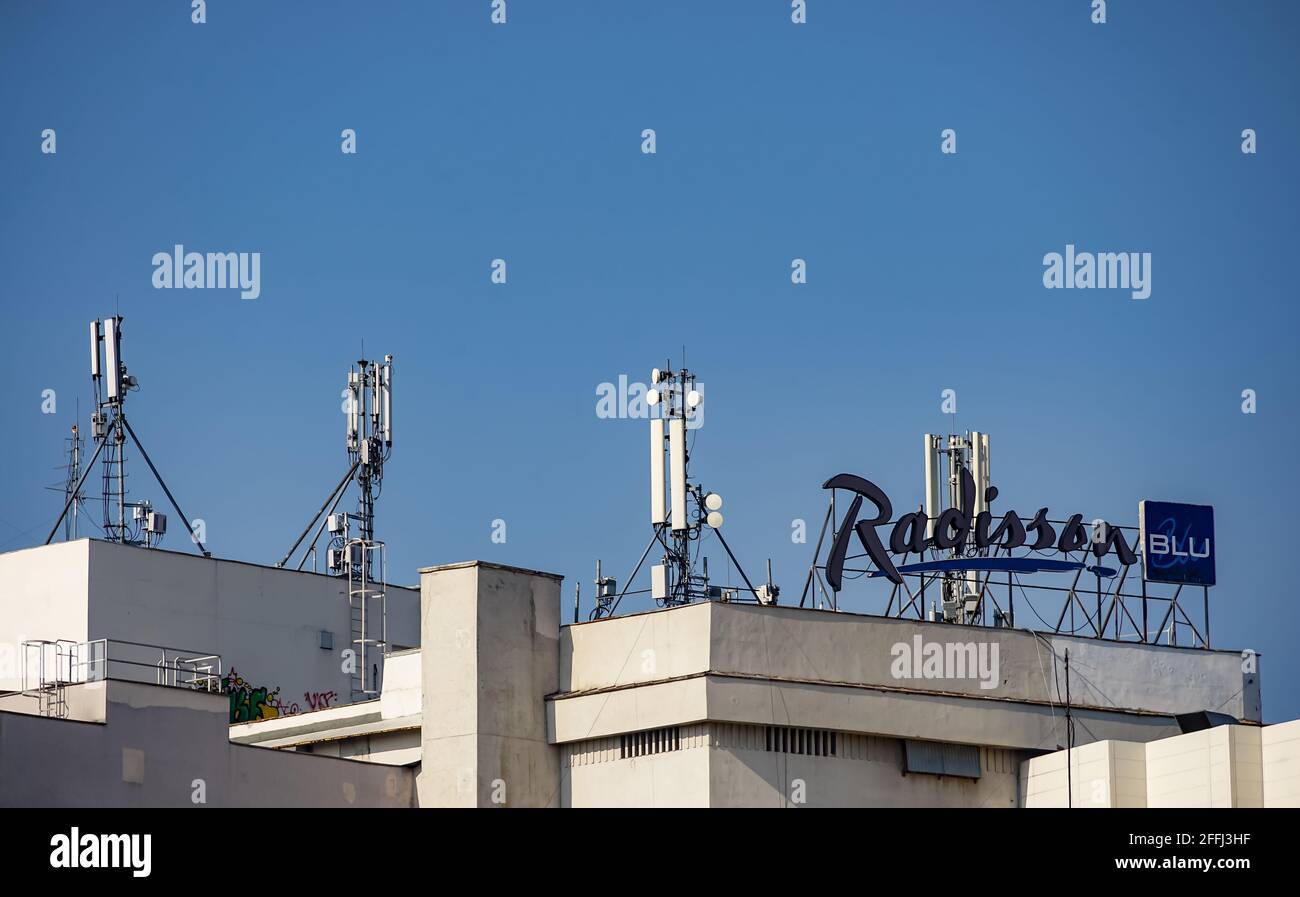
[45,317,209,555]
[591,362,775,620]
[924,431,991,623]
[278,354,393,697]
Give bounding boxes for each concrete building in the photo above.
[0,679,414,807]
[1,542,1295,808]
[0,538,419,720]
[1022,719,1300,808]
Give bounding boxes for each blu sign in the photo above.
[1139,501,1216,586]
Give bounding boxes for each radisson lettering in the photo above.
[822,467,1137,591]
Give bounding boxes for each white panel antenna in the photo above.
[381,357,393,445]
[977,432,990,514]
[89,320,101,380]
[923,433,941,539]
[347,371,360,451]
[104,317,120,400]
[649,418,666,525]
[669,417,687,532]
[594,361,767,618]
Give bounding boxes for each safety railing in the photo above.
[20,638,223,716]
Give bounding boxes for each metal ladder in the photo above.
[347,538,387,699]
[21,639,77,718]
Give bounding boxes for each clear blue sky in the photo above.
[2,2,1296,720]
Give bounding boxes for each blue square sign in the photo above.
[1139,500,1216,586]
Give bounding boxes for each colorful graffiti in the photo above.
[222,667,294,722]
[220,667,339,723]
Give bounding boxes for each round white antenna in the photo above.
[687,390,702,408]
[704,492,723,511]
[706,511,724,529]
[647,388,660,406]
[651,368,662,384]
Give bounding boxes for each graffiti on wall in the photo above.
[221,667,339,723]
[222,667,289,722]
[304,690,338,712]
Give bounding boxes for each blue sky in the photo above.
[2,1,1297,720]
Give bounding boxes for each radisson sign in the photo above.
[822,467,1139,592]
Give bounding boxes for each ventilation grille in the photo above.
[620,726,681,759]
[765,726,837,757]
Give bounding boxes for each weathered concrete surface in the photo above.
[549,673,1178,750]
[560,602,1260,721]
[550,601,1260,807]
[417,561,560,807]
[0,681,414,807]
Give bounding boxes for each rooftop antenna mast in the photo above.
[923,430,990,624]
[277,354,393,697]
[45,317,209,555]
[44,421,85,541]
[594,361,773,619]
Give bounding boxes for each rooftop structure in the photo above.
[3,549,1284,808]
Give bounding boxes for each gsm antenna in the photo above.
[924,431,991,623]
[591,362,776,620]
[277,354,393,697]
[45,317,209,554]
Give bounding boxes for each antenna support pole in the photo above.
[121,417,209,556]
[44,436,108,545]
[711,525,760,600]
[278,459,361,568]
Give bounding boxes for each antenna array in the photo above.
[923,431,990,623]
[590,362,775,620]
[46,317,208,555]
[277,354,394,698]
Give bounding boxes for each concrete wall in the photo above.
[0,541,91,690]
[709,741,1019,809]
[418,561,561,808]
[1022,723,1297,808]
[561,725,712,808]
[550,601,1262,807]
[561,603,1259,722]
[561,722,1021,807]
[551,670,1179,757]
[1262,719,1300,807]
[228,649,423,766]
[0,681,414,807]
[1146,725,1263,807]
[1021,739,1148,807]
[0,540,419,714]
